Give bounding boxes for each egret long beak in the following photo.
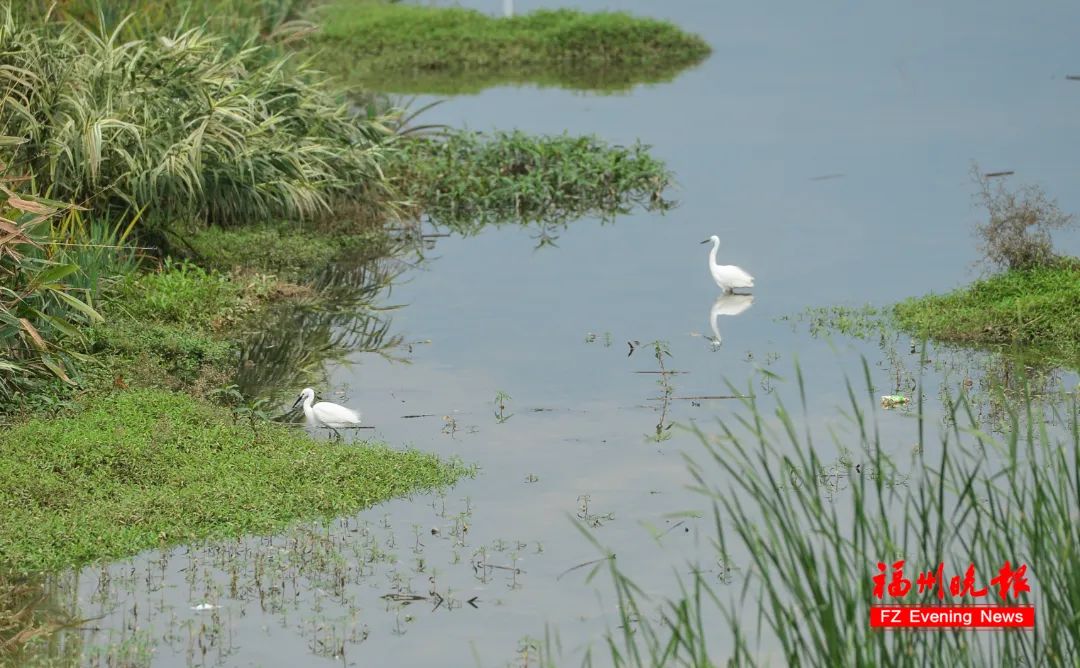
[292,395,302,409]
[699,239,710,244]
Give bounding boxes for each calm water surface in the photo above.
[50,1,1080,665]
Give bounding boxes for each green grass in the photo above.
[83,261,251,389]
[312,4,711,93]
[0,388,467,573]
[177,222,390,280]
[894,265,1080,367]
[393,130,674,234]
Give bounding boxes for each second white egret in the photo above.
[701,235,754,293]
[293,388,362,440]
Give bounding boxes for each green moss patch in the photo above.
[894,265,1080,366]
[313,4,711,93]
[0,389,466,573]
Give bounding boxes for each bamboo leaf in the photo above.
[51,290,104,323]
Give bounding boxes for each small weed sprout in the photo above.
[973,165,1076,272]
[494,390,513,423]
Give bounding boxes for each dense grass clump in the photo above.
[0,9,391,227]
[394,130,674,232]
[84,260,272,391]
[0,388,467,573]
[313,4,711,93]
[13,0,313,42]
[894,265,1080,366]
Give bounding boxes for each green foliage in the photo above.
[110,260,239,326]
[85,260,256,388]
[0,164,102,404]
[0,8,393,228]
[394,130,674,233]
[894,266,1080,367]
[187,225,339,277]
[14,0,314,43]
[312,3,711,93]
[180,222,385,280]
[48,212,142,302]
[0,388,467,572]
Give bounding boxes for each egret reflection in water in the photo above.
[707,293,755,348]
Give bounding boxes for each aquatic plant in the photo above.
[394,130,674,234]
[312,3,711,94]
[894,265,1080,368]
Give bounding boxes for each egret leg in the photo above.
[329,426,342,442]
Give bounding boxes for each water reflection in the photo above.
[236,254,408,407]
[706,293,754,348]
[1,573,82,664]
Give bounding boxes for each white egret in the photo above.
[701,235,754,293]
[293,388,362,440]
[707,293,755,348]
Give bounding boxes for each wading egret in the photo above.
[701,235,754,293]
[707,293,755,348]
[293,388,361,440]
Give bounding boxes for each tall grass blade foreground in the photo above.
[561,359,1077,666]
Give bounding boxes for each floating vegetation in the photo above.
[312,4,711,94]
[394,130,674,236]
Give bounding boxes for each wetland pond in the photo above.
[27,0,1080,665]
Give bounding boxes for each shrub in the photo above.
[973,167,1075,271]
[0,8,393,228]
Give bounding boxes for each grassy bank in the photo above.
[894,264,1080,367]
[0,389,467,573]
[313,3,711,93]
